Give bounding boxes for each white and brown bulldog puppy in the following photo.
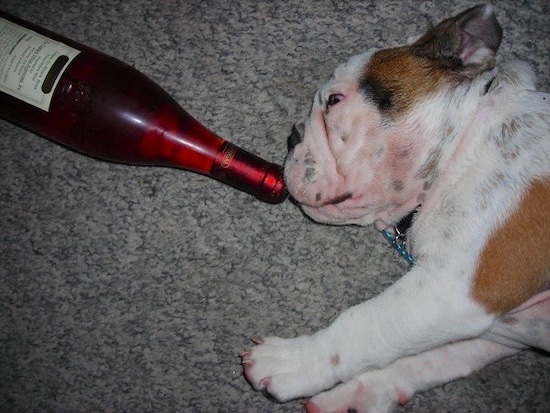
[243,5,549,412]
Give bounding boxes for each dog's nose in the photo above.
[287,122,304,152]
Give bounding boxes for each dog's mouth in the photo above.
[320,192,354,206]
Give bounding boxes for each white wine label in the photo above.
[0,17,80,111]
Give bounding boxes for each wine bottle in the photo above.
[0,12,287,204]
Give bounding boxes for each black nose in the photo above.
[287,122,304,152]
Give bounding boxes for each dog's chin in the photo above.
[299,200,412,231]
[300,204,375,226]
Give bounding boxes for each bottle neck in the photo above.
[212,142,287,203]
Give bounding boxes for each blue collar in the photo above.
[381,210,416,266]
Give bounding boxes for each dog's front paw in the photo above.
[305,371,411,413]
[242,335,338,401]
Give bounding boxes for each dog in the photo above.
[242,4,549,412]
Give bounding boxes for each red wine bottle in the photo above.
[0,12,287,203]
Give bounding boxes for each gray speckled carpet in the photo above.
[1,1,548,411]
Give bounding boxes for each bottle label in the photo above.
[220,144,238,168]
[0,17,80,111]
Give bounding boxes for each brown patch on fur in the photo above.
[363,48,451,117]
[472,179,550,313]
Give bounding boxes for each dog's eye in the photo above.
[326,94,344,110]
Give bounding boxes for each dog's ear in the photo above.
[411,5,503,78]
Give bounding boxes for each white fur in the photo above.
[307,291,550,413]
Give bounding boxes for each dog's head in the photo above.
[284,5,502,228]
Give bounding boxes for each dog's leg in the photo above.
[242,266,497,401]
[304,338,521,413]
[483,289,550,351]
[305,290,549,413]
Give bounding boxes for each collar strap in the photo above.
[381,210,417,266]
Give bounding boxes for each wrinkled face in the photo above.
[284,5,502,228]
[284,48,449,228]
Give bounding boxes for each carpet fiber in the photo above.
[1,1,548,411]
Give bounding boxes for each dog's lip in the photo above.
[320,192,354,206]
